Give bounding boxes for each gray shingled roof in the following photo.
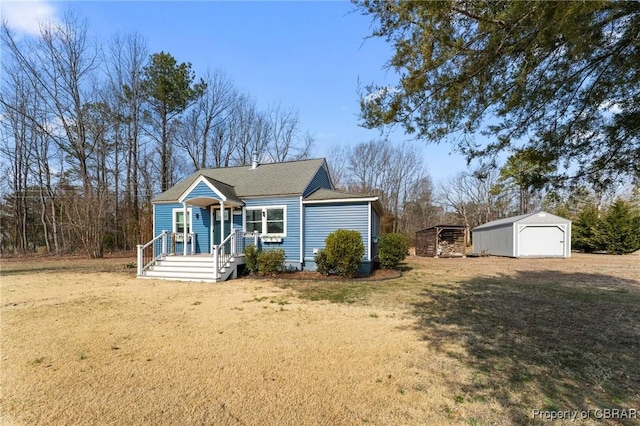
[304,188,375,201]
[473,211,569,231]
[153,158,327,203]
[201,176,242,204]
[303,187,384,215]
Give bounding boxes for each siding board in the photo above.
[473,224,513,257]
[154,203,178,255]
[183,181,222,203]
[371,207,380,260]
[304,202,370,260]
[153,203,210,254]
[243,196,302,268]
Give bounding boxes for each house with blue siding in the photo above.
[137,157,382,282]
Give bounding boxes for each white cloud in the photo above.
[363,86,400,104]
[599,100,623,114]
[0,0,58,37]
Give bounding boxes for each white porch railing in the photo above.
[137,231,169,276]
[137,231,196,276]
[138,230,241,281]
[213,229,240,280]
[170,232,196,255]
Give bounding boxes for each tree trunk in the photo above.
[161,107,169,192]
[50,188,60,253]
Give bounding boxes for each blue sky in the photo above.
[1,0,470,180]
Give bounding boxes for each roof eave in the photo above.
[303,197,379,204]
[241,193,302,199]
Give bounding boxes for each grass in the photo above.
[407,256,640,425]
[1,252,639,425]
[0,252,135,276]
[31,357,45,365]
[278,279,383,304]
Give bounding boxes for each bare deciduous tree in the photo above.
[437,167,505,241]
[266,103,313,162]
[0,62,35,253]
[2,13,108,257]
[329,139,433,234]
[0,10,318,255]
[105,32,148,248]
[326,145,350,191]
[228,95,269,166]
[176,69,237,171]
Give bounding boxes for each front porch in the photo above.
[140,252,246,282]
[173,176,245,256]
[137,230,252,282]
[137,174,250,282]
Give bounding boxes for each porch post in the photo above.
[161,230,167,256]
[136,244,143,276]
[210,206,214,255]
[219,201,225,255]
[213,245,219,280]
[183,202,188,256]
[231,229,236,255]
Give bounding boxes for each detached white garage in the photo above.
[472,211,571,258]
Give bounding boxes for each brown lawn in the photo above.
[1,253,639,425]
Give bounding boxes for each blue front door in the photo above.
[213,208,232,245]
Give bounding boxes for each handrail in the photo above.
[137,231,168,276]
[212,230,237,280]
[169,232,196,255]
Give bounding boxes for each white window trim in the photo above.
[172,207,193,234]
[243,205,287,237]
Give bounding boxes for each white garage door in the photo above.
[518,226,565,257]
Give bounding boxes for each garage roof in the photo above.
[473,211,571,231]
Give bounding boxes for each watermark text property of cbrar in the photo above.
[532,408,637,421]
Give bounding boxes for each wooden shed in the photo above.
[416,225,468,257]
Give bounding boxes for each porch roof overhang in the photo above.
[178,175,244,208]
[183,197,243,208]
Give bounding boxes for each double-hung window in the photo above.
[266,208,284,234]
[245,206,286,236]
[245,209,262,233]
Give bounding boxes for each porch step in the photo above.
[158,254,245,262]
[156,260,218,268]
[157,256,216,264]
[139,255,239,282]
[142,270,219,281]
[149,265,218,274]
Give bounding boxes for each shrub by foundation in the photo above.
[244,244,259,273]
[379,233,409,269]
[257,249,285,276]
[324,229,364,278]
[314,249,333,275]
